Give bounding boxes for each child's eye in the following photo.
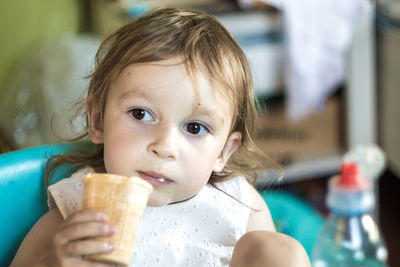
[184,122,209,135]
[128,108,154,121]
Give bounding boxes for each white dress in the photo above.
[48,167,254,267]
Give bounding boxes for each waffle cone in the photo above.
[82,173,152,266]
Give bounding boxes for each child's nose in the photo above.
[147,125,179,160]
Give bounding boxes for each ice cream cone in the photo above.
[82,173,153,266]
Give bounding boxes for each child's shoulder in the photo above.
[215,176,276,232]
[213,176,256,205]
[47,166,93,219]
[215,176,252,190]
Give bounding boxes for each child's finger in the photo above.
[54,221,115,245]
[63,240,114,257]
[61,209,108,228]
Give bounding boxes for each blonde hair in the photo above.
[46,7,281,186]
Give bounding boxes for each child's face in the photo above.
[88,57,241,206]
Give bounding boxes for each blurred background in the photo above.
[0,0,399,265]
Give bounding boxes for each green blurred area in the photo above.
[0,0,82,99]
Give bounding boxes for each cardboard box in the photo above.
[254,96,343,163]
[378,25,400,177]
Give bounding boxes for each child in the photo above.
[10,7,310,267]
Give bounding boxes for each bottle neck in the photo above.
[329,206,373,217]
[327,175,375,215]
[328,191,375,214]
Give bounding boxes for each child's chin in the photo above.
[147,193,175,207]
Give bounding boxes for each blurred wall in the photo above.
[0,0,81,99]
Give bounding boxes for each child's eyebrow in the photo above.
[117,89,146,103]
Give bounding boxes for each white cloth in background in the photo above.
[239,0,365,120]
[0,34,100,148]
[48,168,254,266]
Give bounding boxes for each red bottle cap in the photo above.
[337,162,365,187]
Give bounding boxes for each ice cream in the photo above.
[82,173,153,266]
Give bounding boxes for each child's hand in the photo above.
[47,209,116,267]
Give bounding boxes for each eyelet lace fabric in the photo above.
[48,168,254,266]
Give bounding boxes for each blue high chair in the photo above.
[0,141,91,265]
[0,141,323,266]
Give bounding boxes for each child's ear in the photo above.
[213,132,242,172]
[87,103,104,144]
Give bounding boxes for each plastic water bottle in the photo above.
[312,162,388,267]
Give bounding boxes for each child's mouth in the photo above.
[137,171,173,185]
